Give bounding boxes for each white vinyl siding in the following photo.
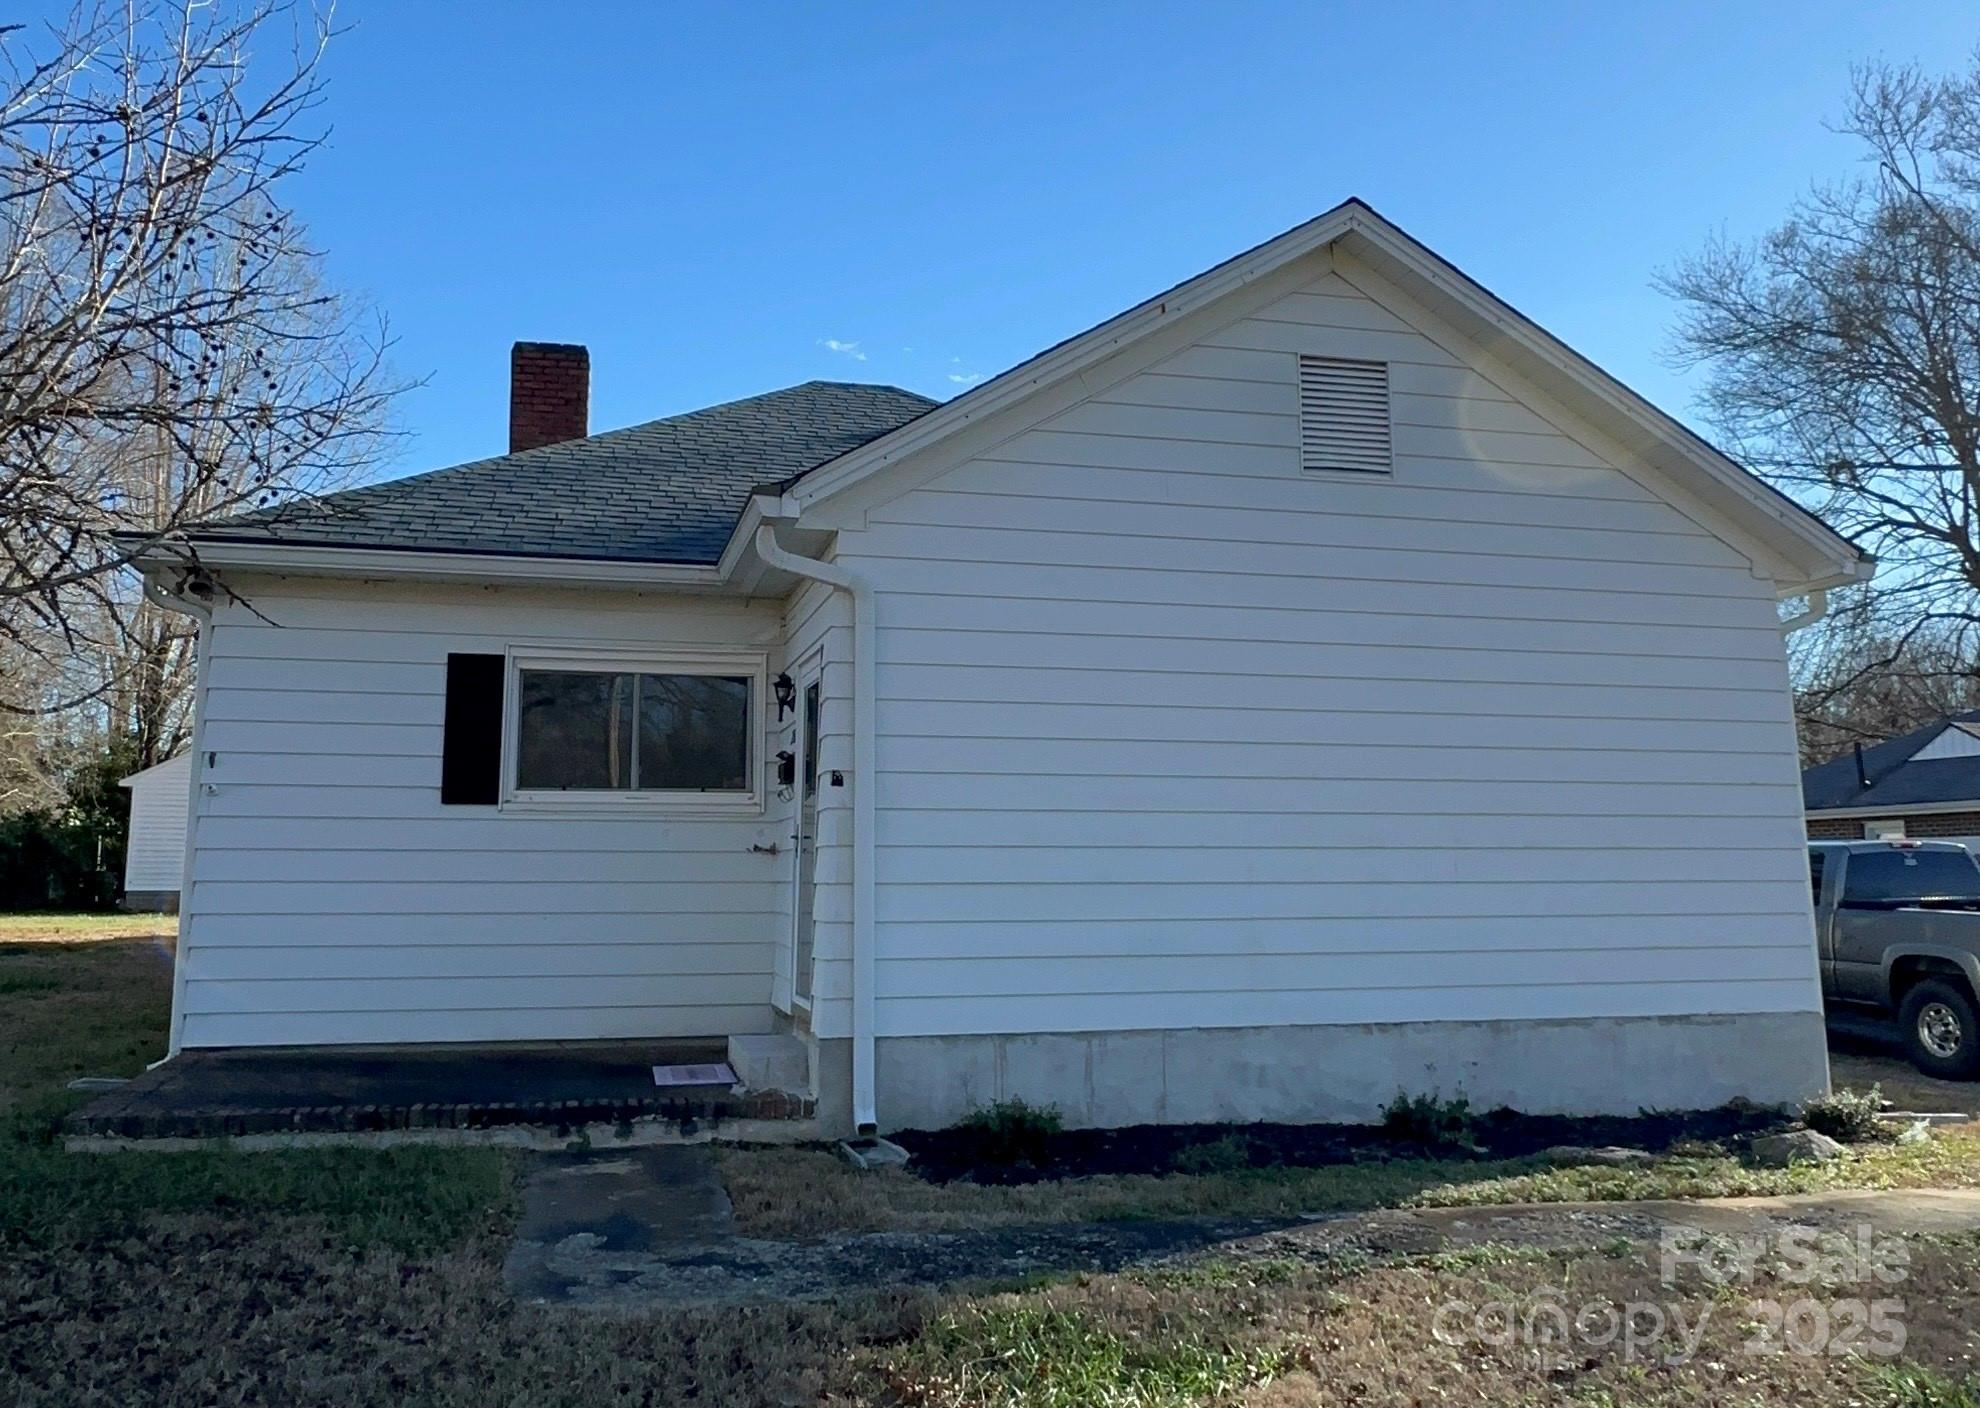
[122,753,191,896]
[1911,727,1980,761]
[176,579,790,1048]
[819,265,1818,1042]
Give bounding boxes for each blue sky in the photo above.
[187,3,1980,475]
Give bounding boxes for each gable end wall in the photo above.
[819,268,1825,1119]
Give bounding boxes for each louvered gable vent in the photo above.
[1298,355,1391,473]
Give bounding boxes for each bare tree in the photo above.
[0,0,400,718]
[1791,590,1980,764]
[0,640,79,813]
[1663,57,1980,755]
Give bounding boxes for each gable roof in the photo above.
[185,381,936,565]
[779,198,1869,596]
[119,752,190,788]
[1804,711,1980,812]
[152,198,1867,594]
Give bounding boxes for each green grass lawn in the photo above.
[0,939,510,1255]
[5,937,1980,1406]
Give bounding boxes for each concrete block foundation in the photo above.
[814,1011,1830,1135]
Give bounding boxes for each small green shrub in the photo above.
[1170,1133,1253,1175]
[956,1098,1063,1165]
[1803,1085,1897,1144]
[1381,1091,1477,1149]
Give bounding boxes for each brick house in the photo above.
[1804,711,1980,849]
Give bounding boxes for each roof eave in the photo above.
[1806,798,1980,820]
[129,534,730,590]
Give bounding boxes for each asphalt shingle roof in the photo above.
[189,381,938,564]
[1803,710,1980,810]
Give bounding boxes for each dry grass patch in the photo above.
[871,1236,1980,1408]
[0,911,177,942]
[718,1146,1533,1240]
[16,1210,1980,1406]
[2,1212,944,1407]
[719,1129,1980,1241]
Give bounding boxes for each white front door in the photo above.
[793,672,821,1005]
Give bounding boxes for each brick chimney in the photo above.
[509,342,589,453]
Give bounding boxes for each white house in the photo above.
[119,753,190,913]
[133,200,1870,1135]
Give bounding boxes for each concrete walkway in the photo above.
[501,1146,1980,1310]
[1256,1186,1980,1263]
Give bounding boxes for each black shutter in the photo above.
[441,653,505,805]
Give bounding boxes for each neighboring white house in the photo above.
[119,753,190,912]
[132,200,1871,1135]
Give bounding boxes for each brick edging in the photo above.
[64,1089,813,1142]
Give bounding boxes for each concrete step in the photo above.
[727,1033,810,1095]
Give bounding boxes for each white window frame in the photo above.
[1863,819,1907,841]
[500,645,767,815]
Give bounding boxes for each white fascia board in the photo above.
[717,499,769,580]
[1807,800,1980,821]
[137,539,729,590]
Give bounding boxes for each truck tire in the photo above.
[1898,979,1980,1080]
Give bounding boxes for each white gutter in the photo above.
[1779,587,1830,636]
[752,522,879,1133]
[1806,799,1980,821]
[141,571,216,1063]
[130,539,726,590]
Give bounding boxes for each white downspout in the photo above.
[753,523,879,1133]
[1779,587,1829,636]
[142,570,215,1062]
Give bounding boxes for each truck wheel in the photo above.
[1899,979,1980,1080]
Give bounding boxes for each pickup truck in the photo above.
[1810,839,1980,1078]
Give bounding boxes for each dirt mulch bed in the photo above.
[888,1102,1793,1185]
